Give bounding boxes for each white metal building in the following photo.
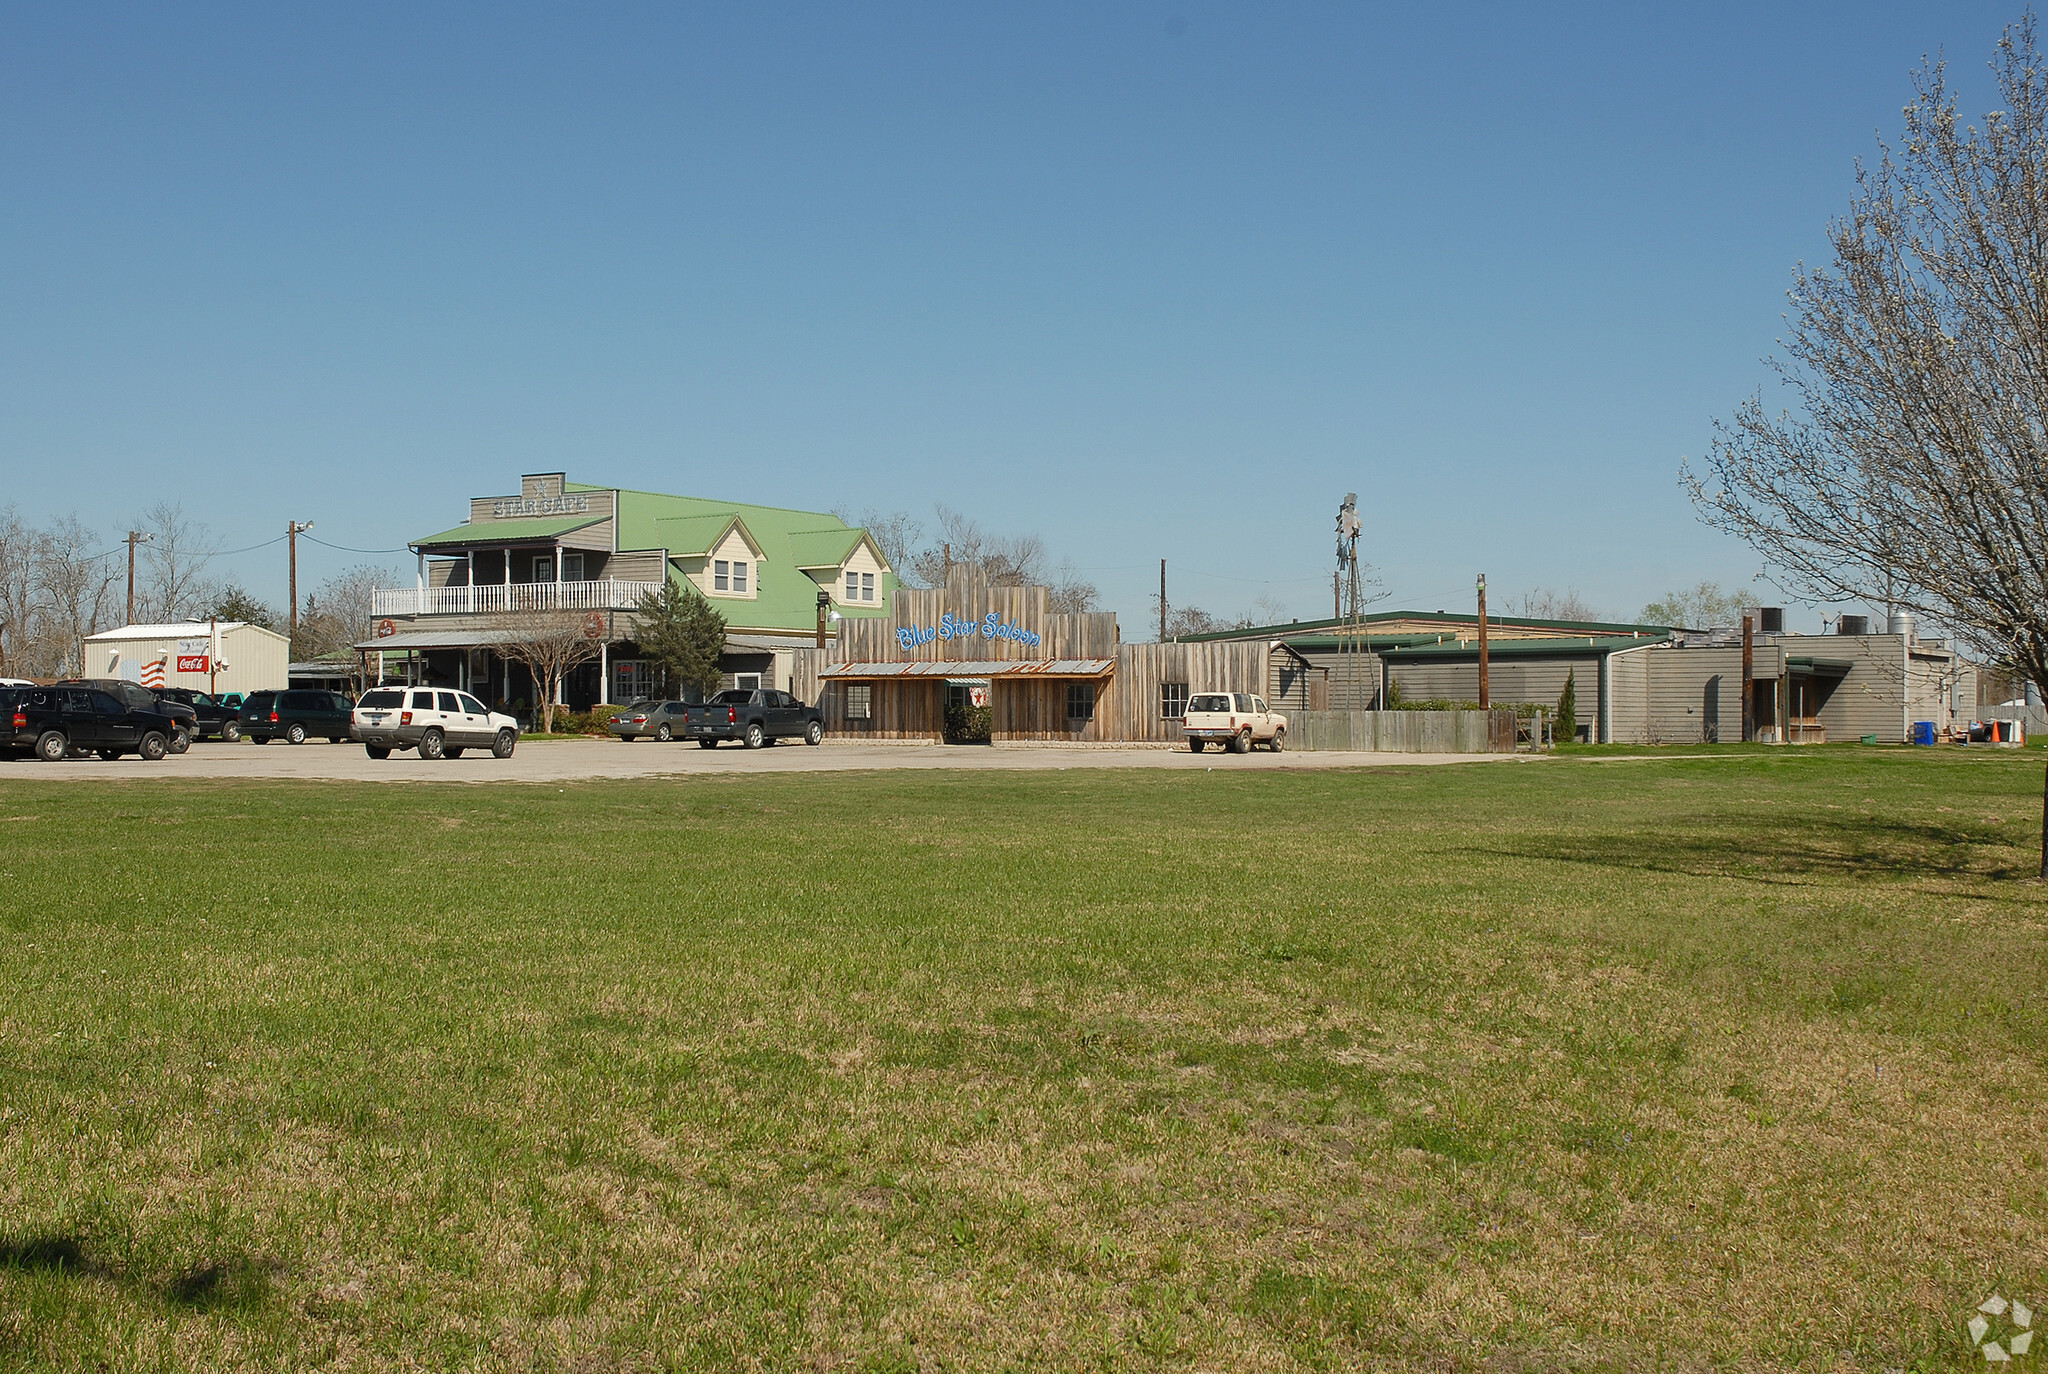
[80,622,290,697]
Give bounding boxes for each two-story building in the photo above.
[359,473,898,709]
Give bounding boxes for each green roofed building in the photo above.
[360,473,898,710]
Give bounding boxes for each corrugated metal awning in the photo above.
[821,658,1113,679]
[353,629,535,651]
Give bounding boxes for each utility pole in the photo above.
[1476,573,1490,710]
[125,530,151,624]
[288,520,314,649]
[1159,559,1167,642]
[1741,613,1755,743]
[1334,571,1341,622]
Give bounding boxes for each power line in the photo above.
[302,534,408,555]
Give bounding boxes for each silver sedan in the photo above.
[606,700,691,742]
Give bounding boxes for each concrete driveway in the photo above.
[0,737,1519,783]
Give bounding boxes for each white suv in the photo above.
[1182,691,1287,753]
[353,688,519,760]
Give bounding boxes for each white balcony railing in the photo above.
[371,580,666,618]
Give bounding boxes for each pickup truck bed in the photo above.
[684,689,825,749]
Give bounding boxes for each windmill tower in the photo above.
[1334,493,1375,709]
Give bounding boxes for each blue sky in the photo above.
[0,3,2019,629]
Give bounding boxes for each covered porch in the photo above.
[815,658,1117,741]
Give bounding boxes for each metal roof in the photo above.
[821,658,1114,679]
[412,516,607,549]
[353,628,535,651]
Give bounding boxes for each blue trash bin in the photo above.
[1910,720,1937,745]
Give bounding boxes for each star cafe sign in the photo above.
[491,491,592,518]
[897,611,1042,652]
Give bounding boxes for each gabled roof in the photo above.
[412,516,607,549]
[572,481,899,634]
[654,512,762,559]
[786,527,867,569]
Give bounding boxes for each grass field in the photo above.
[2,749,2046,1371]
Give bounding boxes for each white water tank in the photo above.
[1888,610,1917,641]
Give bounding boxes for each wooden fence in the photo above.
[1284,708,1518,753]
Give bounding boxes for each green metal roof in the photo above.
[412,515,607,548]
[1180,608,1673,642]
[786,527,866,569]
[574,482,898,634]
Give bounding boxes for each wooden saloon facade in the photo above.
[791,568,1267,743]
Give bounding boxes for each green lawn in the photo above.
[2,750,2045,1371]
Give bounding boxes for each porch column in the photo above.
[555,543,562,583]
[466,550,476,613]
[415,551,424,613]
[503,548,512,584]
[599,641,608,706]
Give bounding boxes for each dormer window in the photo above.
[862,572,875,601]
[845,571,858,601]
[732,560,748,593]
[715,560,729,591]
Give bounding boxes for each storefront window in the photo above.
[613,660,652,703]
[846,684,871,719]
[1066,682,1096,724]
[1160,682,1188,719]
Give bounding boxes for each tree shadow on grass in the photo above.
[0,1233,271,1312]
[1468,810,2039,893]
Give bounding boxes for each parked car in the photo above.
[0,677,34,688]
[608,700,693,741]
[352,687,518,760]
[1182,692,1287,753]
[218,693,244,711]
[242,689,355,744]
[152,686,242,741]
[683,689,824,749]
[58,679,197,753]
[1,684,180,761]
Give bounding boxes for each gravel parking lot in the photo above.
[0,737,1517,783]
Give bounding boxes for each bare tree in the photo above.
[908,506,1049,588]
[1249,593,1292,626]
[1047,558,1099,615]
[489,609,606,734]
[1685,18,2048,873]
[296,565,397,659]
[134,501,221,622]
[1511,587,1603,623]
[0,507,38,676]
[36,518,120,677]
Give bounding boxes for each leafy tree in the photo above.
[203,584,282,631]
[634,577,726,699]
[1638,581,1755,631]
[1556,668,1577,742]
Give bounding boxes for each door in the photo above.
[89,690,136,748]
[769,690,801,736]
[60,689,102,746]
[456,693,492,744]
[436,692,477,745]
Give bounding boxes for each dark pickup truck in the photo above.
[683,689,824,749]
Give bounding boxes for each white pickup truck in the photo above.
[1183,692,1287,753]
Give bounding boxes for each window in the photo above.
[437,692,462,713]
[458,694,487,715]
[360,690,404,709]
[732,561,749,593]
[1066,681,1096,723]
[847,684,871,719]
[409,691,435,710]
[1233,693,1254,713]
[861,572,875,601]
[562,553,585,581]
[533,556,553,582]
[714,560,729,591]
[735,673,761,691]
[845,571,859,600]
[1253,697,1268,713]
[1187,694,1231,714]
[1160,682,1189,719]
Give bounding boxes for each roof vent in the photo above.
[1837,614,1869,636]
[1759,607,1784,633]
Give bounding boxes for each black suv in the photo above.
[1,685,181,761]
[242,689,355,744]
[151,687,241,741]
[58,679,197,753]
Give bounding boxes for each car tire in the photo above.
[285,722,307,745]
[698,738,718,749]
[419,728,445,760]
[35,731,67,762]
[657,722,672,741]
[804,720,823,746]
[492,729,516,759]
[1230,730,1250,754]
[169,729,190,754]
[1269,729,1285,752]
[97,748,123,761]
[138,731,168,761]
[365,745,391,760]
[221,719,241,742]
[743,722,764,749]
[1188,738,1205,753]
